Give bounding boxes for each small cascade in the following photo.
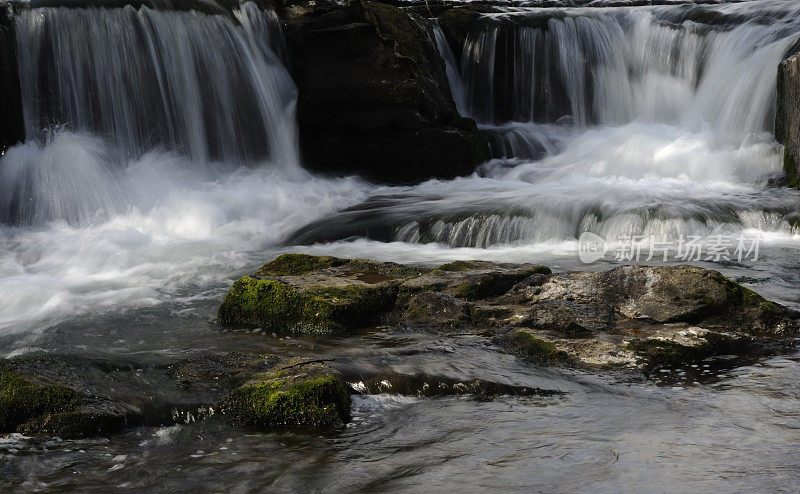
[428,20,467,116]
[286,1,800,249]
[15,3,299,168]
[2,2,302,226]
[460,6,800,142]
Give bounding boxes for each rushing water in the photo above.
[1,0,800,491]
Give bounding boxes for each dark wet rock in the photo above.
[222,357,351,430]
[349,371,560,399]
[777,38,800,188]
[284,0,489,183]
[18,400,129,439]
[0,4,24,153]
[436,7,481,62]
[0,352,351,437]
[166,352,279,396]
[220,255,799,373]
[400,291,471,330]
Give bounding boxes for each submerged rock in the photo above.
[220,255,799,371]
[349,371,559,400]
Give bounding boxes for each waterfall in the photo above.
[1,2,302,226]
[289,2,800,249]
[461,6,800,143]
[428,20,467,116]
[14,3,299,169]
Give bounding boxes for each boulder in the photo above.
[218,253,429,333]
[284,0,488,183]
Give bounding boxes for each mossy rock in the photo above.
[218,276,398,334]
[509,331,572,365]
[0,366,82,432]
[219,255,428,334]
[256,253,347,277]
[223,359,351,430]
[19,406,127,439]
[401,291,470,330]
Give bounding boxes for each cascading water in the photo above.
[290,1,800,250]
[15,4,298,168]
[1,3,306,227]
[3,2,800,490]
[459,8,792,136]
[0,3,370,334]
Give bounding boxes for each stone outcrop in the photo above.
[220,254,799,370]
[282,0,488,183]
[777,39,800,188]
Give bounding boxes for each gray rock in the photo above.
[777,38,800,188]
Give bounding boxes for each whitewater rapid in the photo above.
[2,0,800,341]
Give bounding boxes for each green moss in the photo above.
[256,254,346,277]
[225,372,351,429]
[714,273,766,308]
[510,331,571,364]
[0,366,81,432]
[343,259,429,279]
[217,276,397,334]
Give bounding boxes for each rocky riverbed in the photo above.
[2,254,796,439]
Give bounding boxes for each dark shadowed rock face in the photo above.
[285,0,488,183]
[0,5,24,153]
[777,39,800,188]
[220,255,799,370]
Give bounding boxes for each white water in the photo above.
[2,0,800,339]
[0,4,372,335]
[0,132,371,335]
